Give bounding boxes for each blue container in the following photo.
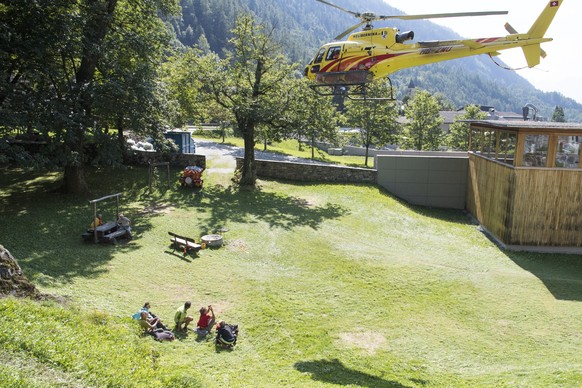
[164,131,196,154]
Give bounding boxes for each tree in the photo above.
[0,0,179,193]
[284,78,340,159]
[552,106,566,122]
[194,15,295,186]
[447,105,487,150]
[162,48,208,127]
[343,81,399,166]
[401,90,444,151]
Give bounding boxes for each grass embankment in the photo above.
[0,151,581,387]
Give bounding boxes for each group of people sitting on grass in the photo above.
[133,301,238,347]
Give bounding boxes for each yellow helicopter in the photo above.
[305,0,563,95]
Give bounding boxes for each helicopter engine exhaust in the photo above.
[396,31,415,44]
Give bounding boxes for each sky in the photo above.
[383,0,581,104]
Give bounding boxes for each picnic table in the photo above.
[82,221,130,244]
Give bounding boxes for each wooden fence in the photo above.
[467,153,582,247]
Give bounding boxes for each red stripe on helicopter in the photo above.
[320,56,368,72]
[550,1,559,7]
[351,53,408,71]
[319,52,407,73]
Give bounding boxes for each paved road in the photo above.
[194,139,332,173]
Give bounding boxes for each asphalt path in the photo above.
[194,139,332,174]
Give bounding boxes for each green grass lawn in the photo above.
[0,149,581,387]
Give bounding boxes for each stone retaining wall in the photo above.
[236,158,376,183]
[127,151,206,168]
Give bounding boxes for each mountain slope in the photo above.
[170,0,582,122]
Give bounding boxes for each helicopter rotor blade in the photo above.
[375,10,508,21]
[315,0,360,18]
[335,22,367,40]
[316,1,509,39]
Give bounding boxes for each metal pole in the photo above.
[93,202,98,244]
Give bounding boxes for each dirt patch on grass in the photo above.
[138,202,174,216]
[339,331,386,355]
[227,239,249,253]
[292,197,317,208]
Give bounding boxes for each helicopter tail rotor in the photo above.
[505,22,547,59]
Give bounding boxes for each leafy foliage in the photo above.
[343,81,399,165]
[552,106,566,122]
[0,0,180,192]
[402,89,444,150]
[447,105,488,150]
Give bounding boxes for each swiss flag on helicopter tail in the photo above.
[550,1,559,6]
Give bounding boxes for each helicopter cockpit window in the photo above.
[314,48,326,64]
[326,46,341,61]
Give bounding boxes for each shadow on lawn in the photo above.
[0,167,349,284]
[165,182,349,232]
[294,359,414,387]
[504,251,582,301]
[374,185,473,226]
[0,167,158,284]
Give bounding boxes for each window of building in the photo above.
[522,134,549,167]
[555,136,581,168]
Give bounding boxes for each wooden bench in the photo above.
[168,232,202,255]
[103,228,129,243]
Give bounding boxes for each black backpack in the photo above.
[151,329,175,341]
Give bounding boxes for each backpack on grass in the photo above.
[150,329,175,341]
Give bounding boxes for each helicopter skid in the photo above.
[309,82,395,101]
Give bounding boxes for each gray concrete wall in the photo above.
[376,153,468,209]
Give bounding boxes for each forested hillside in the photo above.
[169,0,582,122]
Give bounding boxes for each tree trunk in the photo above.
[62,0,118,194]
[62,165,89,194]
[117,115,126,161]
[239,124,257,186]
[238,57,263,187]
[364,145,370,167]
[364,128,371,167]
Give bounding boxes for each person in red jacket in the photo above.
[196,305,215,335]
